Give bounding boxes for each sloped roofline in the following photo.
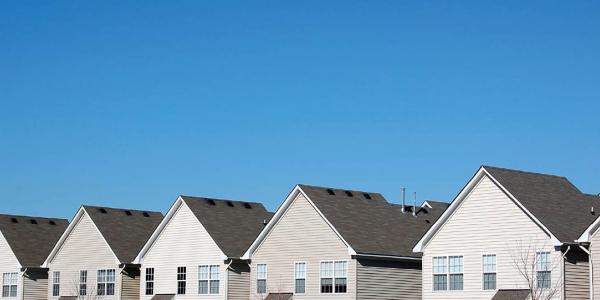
[133,196,226,264]
[42,206,119,267]
[0,230,21,268]
[242,185,356,260]
[577,215,600,243]
[413,166,562,253]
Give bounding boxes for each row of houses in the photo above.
[1,165,599,299]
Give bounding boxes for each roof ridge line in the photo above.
[482,165,570,180]
[180,195,264,205]
[82,205,160,213]
[0,214,68,221]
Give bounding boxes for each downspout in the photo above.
[561,246,571,300]
[579,245,593,300]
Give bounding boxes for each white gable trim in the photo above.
[0,230,22,269]
[242,185,356,260]
[413,166,562,253]
[133,196,226,264]
[42,206,119,267]
[421,201,433,209]
[576,215,600,243]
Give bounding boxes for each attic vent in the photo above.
[363,193,372,200]
[243,203,252,209]
[10,218,18,223]
[226,201,234,207]
[30,219,38,224]
[421,208,429,214]
[125,210,133,216]
[142,212,150,217]
[206,199,216,206]
[345,191,353,197]
[99,208,108,214]
[425,219,431,223]
[326,189,335,195]
[49,220,56,225]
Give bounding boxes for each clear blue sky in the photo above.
[1,1,599,219]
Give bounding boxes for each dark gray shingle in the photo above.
[299,185,449,258]
[84,206,163,263]
[0,214,69,267]
[181,196,274,258]
[491,289,530,300]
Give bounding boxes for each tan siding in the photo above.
[139,203,226,300]
[422,175,563,300]
[591,228,600,298]
[356,259,421,300]
[0,232,22,299]
[22,270,49,300]
[564,252,589,300]
[250,193,356,300]
[227,262,250,300]
[47,212,121,299]
[122,267,140,300]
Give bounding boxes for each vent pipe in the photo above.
[592,206,595,215]
[413,192,417,217]
[401,188,406,213]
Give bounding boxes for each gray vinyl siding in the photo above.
[121,267,140,300]
[22,270,48,300]
[357,259,421,300]
[227,262,250,300]
[592,229,600,298]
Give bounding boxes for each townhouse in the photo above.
[43,205,163,300]
[243,184,449,300]
[0,214,68,300]
[134,196,273,300]
[413,166,600,300]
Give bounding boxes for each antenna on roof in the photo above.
[401,188,406,213]
[413,192,417,217]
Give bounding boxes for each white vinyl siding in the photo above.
[138,202,226,300]
[250,193,356,299]
[0,233,21,300]
[356,259,422,300]
[421,175,562,300]
[591,229,600,298]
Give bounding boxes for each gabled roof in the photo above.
[180,196,273,258]
[83,206,163,263]
[0,214,68,267]
[245,184,449,260]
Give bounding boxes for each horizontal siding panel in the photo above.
[357,259,421,300]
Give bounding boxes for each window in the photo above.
[52,271,60,297]
[97,269,115,296]
[482,255,496,290]
[320,261,347,294]
[294,263,306,294]
[177,267,186,295]
[256,264,267,294]
[79,271,87,296]
[432,256,447,291]
[536,252,551,289]
[145,268,154,295]
[198,265,219,294]
[448,256,463,290]
[2,273,18,297]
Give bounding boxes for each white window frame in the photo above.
[256,264,267,294]
[482,254,497,291]
[198,265,220,295]
[177,266,187,295]
[79,270,87,296]
[96,269,115,296]
[294,262,306,294]
[52,271,60,297]
[319,260,347,294]
[536,251,552,289]
[2,272,18,298]
[432,256,447,291]
[145,268,154,295]
[448,255,464,291]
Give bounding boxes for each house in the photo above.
[0,214,68,300]
[243,184,449,300]
[43,205,163,300]
[413,166,600,300]
[133,195,273,300]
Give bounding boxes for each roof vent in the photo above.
[326,189,335,195]
[243,203,252,209]
[363,193,372,199]
[226,201,234,207]
[125,210,133,216]
[10,218,18,223]
[592,206,595,215]
[30,219,38,224]
[345,191,353,197]
[425,219,431,223]
[49,220,56,225]
[142,212,150,217]
[262,219,268,226]
[99,208,108,214]
[206,199,216,206]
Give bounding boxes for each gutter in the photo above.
[579,245,594,300]
[352,253,422,262]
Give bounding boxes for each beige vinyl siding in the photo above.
[422,175,563,300]
[0,232,22,299]
[564,251,589,300]
[356,259,421,300]
[139,203,226,300]
[121,267,140,300]
[22,270,48,300]
[591,228,600,298]
[47,212,121,300]
[227,262,250,300]
[250,193,356,300]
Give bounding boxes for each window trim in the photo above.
[96,268,116,296]
[536,251,552,289]
[52,271,60,297]
[293,262,306,295]
[319,260,348,294]
[256,264,267,294]
[432,255,464,292]
[482,254,497,291]
[145,267,154,295]
[2,272,18,298]
[198,265,220,295]
[448,255,464,291]
[177,266,187,295]
[79,270,87,296]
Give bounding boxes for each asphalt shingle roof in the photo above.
[491,289,530,300]
[298,184,449,258]
[181,196,274,258]
[484,166,600,243]
[83,206,163,263]
[0,214,69,267]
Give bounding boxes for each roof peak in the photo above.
[82,205,160,214]
[180,195,263,206]
[482,165,569,180]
